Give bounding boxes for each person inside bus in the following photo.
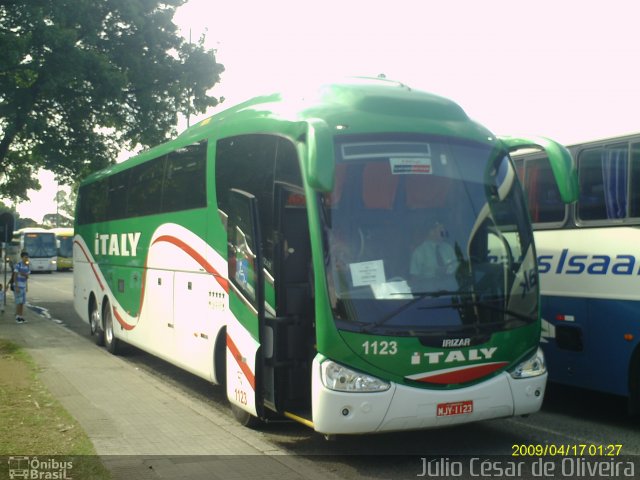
[409,219,459,285]
[11,251,30,324]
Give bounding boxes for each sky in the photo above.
[16,0,640,221]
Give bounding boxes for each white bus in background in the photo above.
[10,227,57,273]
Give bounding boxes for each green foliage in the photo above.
[55,189,77,220]
[41,190,75,227]
[0,200,17,216]
[17,217,38,229]
[0,0,224,200]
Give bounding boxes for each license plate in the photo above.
[437,400,473,416]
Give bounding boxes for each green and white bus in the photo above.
[73,78,577,435]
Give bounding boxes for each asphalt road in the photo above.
[23,271,640,478]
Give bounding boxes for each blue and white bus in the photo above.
[513,134,640,413]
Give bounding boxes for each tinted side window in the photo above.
[163,143,207,212]
[215,134,278,220]
[107,170,129,220]
[520,157,566,224]
[127,156,165,218]
[275,137,303,187]
[629,143,640,218]
[77,178,108,225]
[577,144,628,221]
[216,134,280,265]
[77,141,207,224]
[107,171,130,221]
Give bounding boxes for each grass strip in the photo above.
[0,338,111,479]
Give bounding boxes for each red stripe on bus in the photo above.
[152,235,229,292]
[76,233,228,331]
[112,306,135,331]
[412,362,509,384]
[73,240,105,291]
[226,335,256,391]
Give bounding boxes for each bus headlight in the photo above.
[510,347,546,379]
[320,360,390,392]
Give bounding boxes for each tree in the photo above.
[55,189,76,221]
[0,202,35,229]
[42,189,75,227]
[0,200,16,216]
[17,217,38,229]
[0,200,19,228]
[43,212,73,228]
[0,0,224,200]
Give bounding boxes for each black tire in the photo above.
[103,302,120,355]
[230,403,262,428]
[89,299,104,346]
[214,329,227,386]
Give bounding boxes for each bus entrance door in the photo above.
[226,189,265,421]
[265,185,314,418]
[226,187,314,423]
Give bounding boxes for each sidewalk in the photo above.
[0,307,343,480]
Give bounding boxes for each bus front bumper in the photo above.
[310,357,546,435]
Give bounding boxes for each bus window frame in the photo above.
[574,141,640,227]
[517,155,570,230]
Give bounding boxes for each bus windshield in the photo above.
[322,134,536,336]
[24,233,57,258]
[57,235,74,258]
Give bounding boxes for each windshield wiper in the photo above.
[450,300,535,324]
[397,289,469,298]
[360,290,471,333]
[382,320,513,337]
[360,292,533,334]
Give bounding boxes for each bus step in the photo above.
[284,410,313,428]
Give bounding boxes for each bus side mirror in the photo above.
[305,118,335,192]
[499,135,579,204]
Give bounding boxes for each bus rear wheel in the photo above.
[103,302,120,355]
[90,299,104,346]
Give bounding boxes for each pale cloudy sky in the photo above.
[18,0,640,220]
[175,0,640,143]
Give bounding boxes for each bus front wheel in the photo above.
[230,404,261,429]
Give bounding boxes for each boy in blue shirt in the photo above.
[12,251,30,323]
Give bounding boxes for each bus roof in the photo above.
[50,227,74,236]
[81,77,495,185]
[14,227,53,234]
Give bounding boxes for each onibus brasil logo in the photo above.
[7,456,73,479]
